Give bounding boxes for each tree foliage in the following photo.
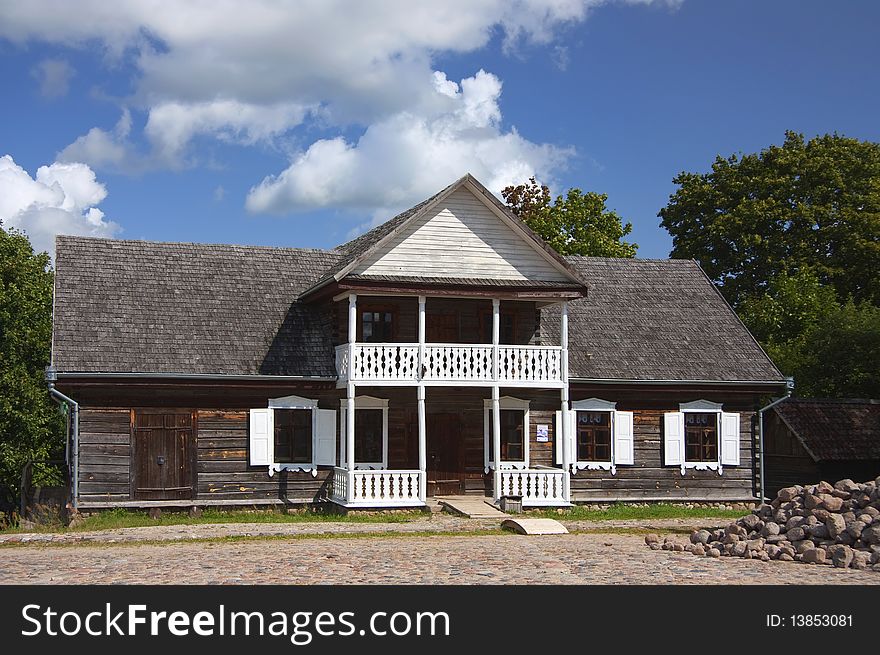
[659,132,880,398]
[659,131,880,308]
[0,224,64,506]
[502,177,638,257]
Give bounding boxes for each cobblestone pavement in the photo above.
[2,531,878,585]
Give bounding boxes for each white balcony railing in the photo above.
[330,467,424,508]
[495,468,568,507]
[335,343,563,386]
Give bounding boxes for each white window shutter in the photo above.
[663,412,684,466]
[314,409,337,466]
[554,410,563,465]
[567,410,576,463]
[614,411,634,465]
[249,408,273,466]
[720,412,741,466]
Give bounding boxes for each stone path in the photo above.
[2,522,878,585]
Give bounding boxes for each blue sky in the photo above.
[1,0,878,260]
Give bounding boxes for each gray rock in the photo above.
[741,514,761,530]
[811,508,831,523]
[645,533,661,545]
[820,494,844,512]
[862,506,879,520]
[777,486,800,502]
[761,521,780,537]
[857,513,874,526]
[796,540,815,555]
[785,527,806,542]
[746,538,765,551]
[766,544,781,559]
[826,514,847,539]
[804,494,822,510]
[759,551,771,562]
[802,548,826,565]
[869,550,880,565]
[846,520,867,540]
[649,543,661,550]
[836,531,854,546]
[828,545,854,568]
[816,481,834,494]
[835,479,860,494]
[861,524,880,545]
[785,516,806,531]
[733,541,748,557]
[851,550,870,570]
[804,514,819,527]
[765,534,786,544]
[780,546,796,558]
[707,548,721,558]
[722,533,741,544]
[692,544,705,556]
[779,553,794,562]
[808,524,829,539]
[673,543,685,552]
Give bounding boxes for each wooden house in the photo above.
[48,174,788,511]
[763,398,880,496]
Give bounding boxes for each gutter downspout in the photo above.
[47,371,79,510]
[757,377,794,503]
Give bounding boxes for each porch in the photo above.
[326,387,572,509]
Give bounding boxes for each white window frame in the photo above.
[483,396,530,472]
[265,394,319,477]
[571,398,616,474]
[667,399,741,476]
[339,396,389,470]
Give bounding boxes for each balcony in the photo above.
[335,343,564,387]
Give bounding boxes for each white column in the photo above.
[560,301,571,501]
[417,384,427,502]
[492,298,500,382]
[418,295,426,380]
[492,385,501,501]
[347,294,357,477]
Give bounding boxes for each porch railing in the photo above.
[335,343,563,386]
[495,467,568,507]
[330,467,424,507]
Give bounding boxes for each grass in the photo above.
[0,507,424,535]
[527,503,746,522]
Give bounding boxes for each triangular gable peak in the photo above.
[344,175,585,286]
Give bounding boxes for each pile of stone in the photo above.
[646,477,880,571]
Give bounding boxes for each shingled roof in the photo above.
[53,237,342,376]
[543,256,786,382]
[771,398,880,462]
[53,237,785,383]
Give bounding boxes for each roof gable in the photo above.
[351,183,577,283]
[300,173,587,298]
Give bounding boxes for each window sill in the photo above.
[679,461,723,476]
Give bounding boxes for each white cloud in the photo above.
[0,155,119,258]
[57,109,139,171]
[246,70,571,216]
[31,58,75,98]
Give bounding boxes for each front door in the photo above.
[426,412,464,496]
[133,411,196,500]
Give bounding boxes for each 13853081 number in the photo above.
[790,615,852,627]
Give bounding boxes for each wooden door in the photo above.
[426,412,464,496]
[133,411,196,500]
[426,313,458,342]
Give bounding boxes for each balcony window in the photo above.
[480,310,516,343]
[360,307,395,342]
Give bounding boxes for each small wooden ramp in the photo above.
[501,518,569,535]
[437,496,507,519]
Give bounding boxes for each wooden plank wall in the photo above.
[78,409,131,503]
[335,296,540,346]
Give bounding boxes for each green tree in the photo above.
[0,224,64,507]
[659,131,880,308]
[659,132,880,398]
[502,177,638,257]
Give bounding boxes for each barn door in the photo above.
[426,412,464,496]
[133,411,195,500]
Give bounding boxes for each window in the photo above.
[684,412,717,462]
[274,409,312,464]
[483,397,530,470]
[559,398,633,474]
[361,308,394,342]
[663,400,741,475]
[576,411,612,462]
[248,395,337,473]
[339,396,389,469]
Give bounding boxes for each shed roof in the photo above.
[772,398,880,462]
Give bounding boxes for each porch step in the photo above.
[501,518,569,535]
[437,496,508,519]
